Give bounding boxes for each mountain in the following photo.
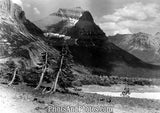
[0,0,59,66]
[36,7,160,78]
[109,32,160,65]
[34,7,84,32]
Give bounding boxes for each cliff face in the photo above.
[0,0,24,22]
[0,0,58,66]
[0,0,11,13]
[51,7,84,20]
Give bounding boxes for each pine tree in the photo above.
[58,46,75,89]
[46,44,75,93]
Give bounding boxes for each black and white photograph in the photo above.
[0,0,160,113]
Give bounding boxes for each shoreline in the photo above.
[81,84,160,93]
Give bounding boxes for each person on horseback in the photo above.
[121,86,130,97]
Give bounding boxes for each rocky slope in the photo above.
[36,8,160,78]
[109,32,160,65]
[0,0,59,66]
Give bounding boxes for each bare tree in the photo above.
[35,52,48,89]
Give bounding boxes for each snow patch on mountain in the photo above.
[11,0,22,8]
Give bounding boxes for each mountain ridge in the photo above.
[109,32,160,64]
[38,8,160,78]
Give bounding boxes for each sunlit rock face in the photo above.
[52,7,84,26]
[108,32,160,65]
[0,0,23,21]
[0,0,58,66]
[0,0,11,13]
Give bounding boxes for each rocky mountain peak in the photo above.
[0,0,54,59]
[0,0,11,13]
[0,0,25,23]
[155,32,160,36]
[108,32,160,64]
[131,32,153,46]
[133,32,151,38]
[66,10,105,41]
[79,11,94,22]
[51,7,84,20]
[11,4,26,22]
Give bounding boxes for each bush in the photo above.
[133,80,151,86]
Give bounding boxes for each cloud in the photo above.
[11,0,23,7]
[21,0,91,21]
[33,7,40,15]
[114,28,132,35]
[99,2,160,35]
[25,4,31,8]
[113,2,159,21]
[99,22,132,35]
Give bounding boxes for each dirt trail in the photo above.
[0,83,160,113]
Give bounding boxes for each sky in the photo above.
[12,0,160,36]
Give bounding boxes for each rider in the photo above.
[121,85,130,96]
[124,87,130,95]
